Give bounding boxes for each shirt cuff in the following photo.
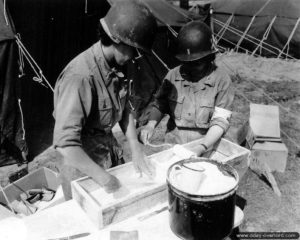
[53,131,82,148]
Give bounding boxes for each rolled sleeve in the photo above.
[210,107,231,132]
[53,74,92,148]
[210,73,235,132]
[215,74,235,111]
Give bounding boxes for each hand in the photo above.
[140,124,155,145]
[132,146,156,179]
[102,173,122,193]
[190,144,207,157]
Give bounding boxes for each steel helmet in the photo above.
[175,20,215,62]
[100,1,158,53]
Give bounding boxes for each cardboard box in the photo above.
[245,103,288,172]
[252,142,288,173]
[0,167,64,216]
[246,103,282,148]
[71,138,250,229]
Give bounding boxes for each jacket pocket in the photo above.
[196,99,214,127]
[168,95,185,120]
[98,97,113,128]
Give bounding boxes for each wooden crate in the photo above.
[0,167,65,216]
[71,138,250,229]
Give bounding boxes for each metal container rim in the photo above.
[166,157,239,200]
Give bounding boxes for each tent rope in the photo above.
[214,18,295,59]
[151,50,170,71]
[166,23,178,37]
[215,14,234,44]
[17,34,25,78]
[3,0,8,25]
[214,20,266,56]
[15,35,54,92]
[252,16,277,56]
[17,42,49,89]
[85,0,88,14]
[215,19,276,53]
[18,99,26,140]
[234,15,256,52]
[235,0,273,51]
[214,33,260,57]
[277,17,300,59]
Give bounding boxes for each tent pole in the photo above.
[252,16,277,56]
[235,0,272,51]
[215,14,233,44]
[277,17,300,59]
[214,18,294,59]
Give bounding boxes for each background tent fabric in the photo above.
[5,0,111,159]
[212,0,300,58]
[0,0,27,166]
[107,0,203,27]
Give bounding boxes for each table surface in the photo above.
[1,200,242,240]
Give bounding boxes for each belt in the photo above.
[176,126,208,134]
[82,127,111,136]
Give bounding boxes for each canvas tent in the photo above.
[211,0,300,58]
[0,0,27,166]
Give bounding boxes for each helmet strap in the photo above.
[100,18,120,44]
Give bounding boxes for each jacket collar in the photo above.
[92,41,124,86]
[176,66,216,92]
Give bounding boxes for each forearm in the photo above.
[119,109,140,148]
[191,125,224,156]
[126,113,141,149]
[202,125,224,148]
[57,146,110,185]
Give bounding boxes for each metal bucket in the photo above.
[167,157,239,240]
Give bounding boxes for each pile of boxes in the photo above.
[246,103,288,173]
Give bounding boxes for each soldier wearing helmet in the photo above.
[53,1,157,199]
[140,20,235,156]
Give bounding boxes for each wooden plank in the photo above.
[71,179,104,229]
[72,138,250,229]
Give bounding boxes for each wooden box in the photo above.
[71,138,250,229]
[0,167,64,216]
[245,103,288,172]
[252,142,288,172]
